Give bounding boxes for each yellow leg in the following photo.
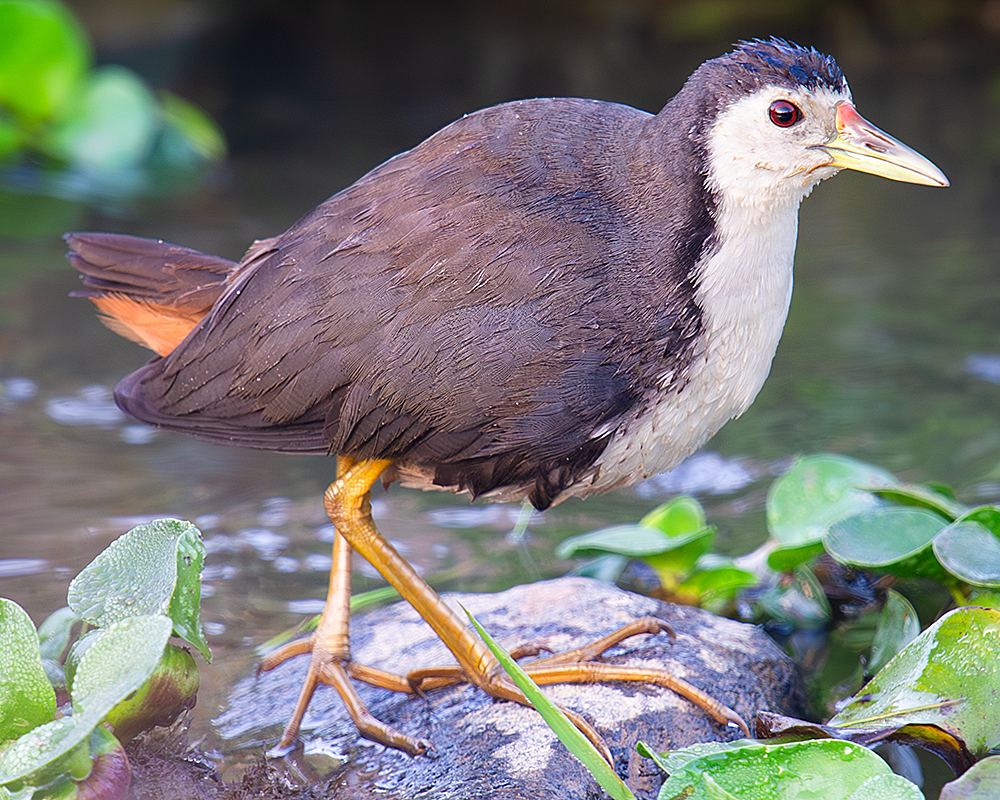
[260,457,428,755]
[261,456,749,758]
[322,458,615,759]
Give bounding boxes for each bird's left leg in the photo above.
[258,456,430,756]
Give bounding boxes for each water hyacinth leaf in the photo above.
[940,755,1000,800]
[960,505,1000,535]
[48,65,158,171]
[466,608,636,800]
[71,615,173,723]
[649,739,919,800]
[168,524,210,660]
[67,519,208,656]
[673,557,757,606]
[157,91,226,168]
[37,606,78,663]
[557,524,685,559]
[766,539,826,572]
[967,588,1000,610]
[0,599,56,741]
[0,0,90,125]
[873,484,967,521]
[640,496,706,535]
[69,521,179,624]
[571,553,629,583]
[0,118,20,162]
[757,565,831,629]
[868,590,921,676]
[63,627,100,696]
[0,716,81,785]
[846,774,929,799]
[767,454,896,546]
[933,520,1000,588]
[824,507,947,579]
[637,739,759,775]
[643,531,716,593]
[754,710,971,773]
[830,607,1000,756]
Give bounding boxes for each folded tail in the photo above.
[65,232,240,357]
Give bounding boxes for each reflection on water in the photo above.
[1,8,999,778]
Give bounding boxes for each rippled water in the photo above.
[1,18,998,783]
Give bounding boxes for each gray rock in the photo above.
[217,577,805,799]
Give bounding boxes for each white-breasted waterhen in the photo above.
[67,38,948,759]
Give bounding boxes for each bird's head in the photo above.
[681,38,948,209]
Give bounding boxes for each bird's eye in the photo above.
[768,100,801,127]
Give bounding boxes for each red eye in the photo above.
[769,100,801,127]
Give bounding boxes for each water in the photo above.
[1,13,998,789]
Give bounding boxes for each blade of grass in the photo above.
[464,605,636,800]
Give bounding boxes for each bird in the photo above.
[67,37,947,758]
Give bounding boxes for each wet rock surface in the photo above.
[212,577,806,799]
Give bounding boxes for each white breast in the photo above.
[581,196,798,496]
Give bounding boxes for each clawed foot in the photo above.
[260,613,748,760]
[259,633,432,756]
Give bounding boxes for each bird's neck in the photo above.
[696,192,798,374]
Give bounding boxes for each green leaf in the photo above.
[824,507,947,579]
[0,716,81,785]
[168,524,210,661]
[0,613,173,785]
[673,557,757,606]
[940,755,1000,800]
[766,540,826,572]
[754,709,971,774]
[0,116,21,162]
[465,607,636,800]
[959,505,1000,535]
[637,739,759,775]
[156,91,226,167]
[767,454,896,546]
[556,516,714,596]
[868,590,920,676]
[643,530,716,593]
[71,614,173,721]
[47,64,158,171]
[571,553,629,583]
[847,774,930,800]
[67,519,209,658]
[0,0,91,125]
[830,607,1000,756]
[640,496,707,535]
[967,588,1000,610]
[757,566,831,629]
[934,520,1000,588]
[649,739,920,800]
[37,606,77,663]
[873,484,967,521]
[0,599,56,741]
[558,521,713,555]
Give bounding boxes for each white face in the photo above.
[704,83,853,209]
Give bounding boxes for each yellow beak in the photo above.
[815,102,949,187]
